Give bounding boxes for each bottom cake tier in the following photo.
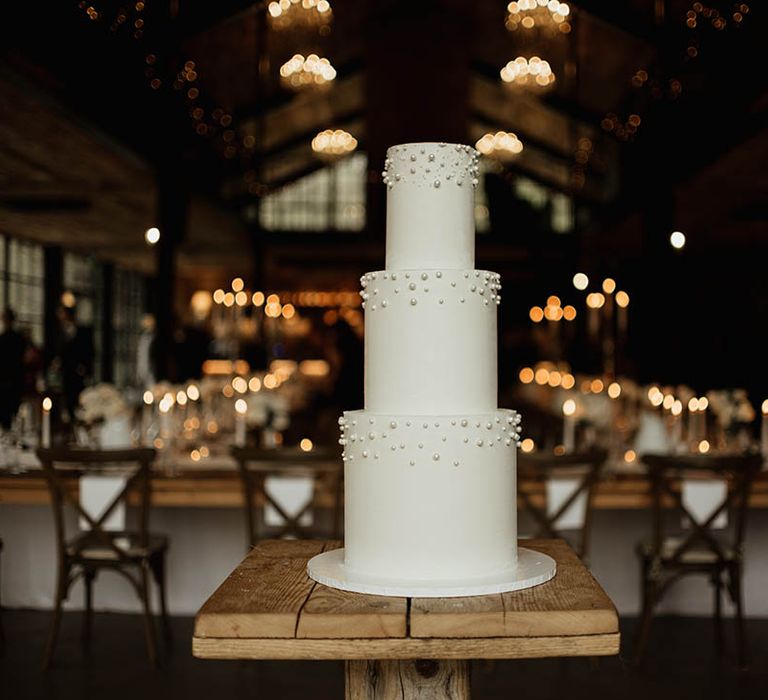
[337,408,521,582]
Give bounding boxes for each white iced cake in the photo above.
[308,142,535,596]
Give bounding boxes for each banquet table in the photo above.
[3,453,768,510]
[192,538,619,699]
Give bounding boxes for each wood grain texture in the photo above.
[410,540,618,638]
[193,539,324,639]
[345,660,469,700]
[192,633,621,659]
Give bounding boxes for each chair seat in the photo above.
[66,532,168,561]
[638,537,736,566]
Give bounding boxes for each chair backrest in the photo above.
[37,447,156,563]
[517,449,608,559]
[641,453,761,565]
[231,446,342,547]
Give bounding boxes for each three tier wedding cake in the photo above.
[307,142,556,596]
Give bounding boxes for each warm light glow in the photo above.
[475,131,524,160]
[299,359,331,377]
[176,390,188,406]
[235,291,248,307]
[762,399,768,415]
[615,290,630,308]
[561,373,575,390]
[698,439,710,454]
[300,438,313,452]
[222,384,235,398]
[520,438,535,453]
[248,377,262,392]
[267,293,280,305]
[506,1,571,35]
[650,391,664,407]
[312,129,358,158]
[670,230,686,249]
[586,292,606,309]
[602,278,616,294]
[534,368,550,385]
[590,378,604,393]
[223,292,235,307]
[544,304,563,321]
[235,398,248,415]
[200,445,210,458]
[265,301,282,318]
[144,227,160,245]
[190,449,201,462]
[608,382,621,399]
[42,396,53,412]
[529,306,544,323]
[500,56,556,89]
[231,277,244,292]
[624,449,637,463]
[563,305,577,321]
[547,295,561,307]
[61,290,77,308]
[280,54,336,90]
[252,291,265,306]
[688,397,700,412]
[572,272,589,290]
[562,399,576,417]
[662,394,675,410]
[190,290,213,318]
[519,367,535,384]
[263,374,278,390]
[282,303,296,319]
[187,384,200,401]
[672,400,683,416]
[143,390,154,405]
[213,289,225,304]
[698,396,709,411]
[232,376,249,394]
[548,370,562,387]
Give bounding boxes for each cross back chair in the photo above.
[38,447,170,669]
[634,453,762,668]
[517,449,608,561]
[232,446,343,548]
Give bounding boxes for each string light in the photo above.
[280,54,336,90]
[311,129,357,158]
[500,56,555,89]
[475,132,524,161]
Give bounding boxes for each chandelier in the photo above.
[311,129,358,159]
[475,132,524,161]
[268,0,333,32]
[279,53,337,90]
[500,56,555,90]
[505,1,571,35]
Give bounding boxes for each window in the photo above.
[113,268,146,387]
[63,253,103,380]
[260,153,367,231]
[7,238,44,346]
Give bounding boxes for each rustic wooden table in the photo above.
[193,539,620,699]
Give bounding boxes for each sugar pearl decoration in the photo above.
[410,298,417,306]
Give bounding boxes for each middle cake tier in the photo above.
[362,268,501,415]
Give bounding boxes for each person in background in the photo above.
[136,313,157,388]
[51,305,94,421]
[0,307,26,429]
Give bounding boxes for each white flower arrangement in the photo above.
[78,383,129,424]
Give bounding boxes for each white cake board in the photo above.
[307,547,556,598]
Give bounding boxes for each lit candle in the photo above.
[142,390,154,446]
[761,400,768,459]
[562,398,577,453]
[235,398,248,447]
[41,396,52,448]
[159,392,173,439]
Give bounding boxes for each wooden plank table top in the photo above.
[192,538,620,661]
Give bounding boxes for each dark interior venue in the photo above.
[1,2,767,699]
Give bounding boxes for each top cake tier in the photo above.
[383,143,479,271]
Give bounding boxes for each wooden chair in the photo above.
[634,453,762,668]
[517,450,608,561]
[38,447,170,669]
[232,446,343,548]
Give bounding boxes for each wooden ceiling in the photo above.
[0,0,766,281]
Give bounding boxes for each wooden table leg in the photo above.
[345,659,470,699]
